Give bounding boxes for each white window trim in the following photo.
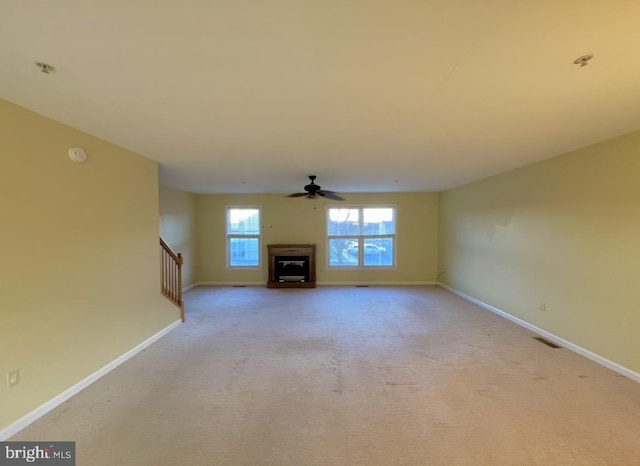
[326,205,397,269]
[226,205,262,269]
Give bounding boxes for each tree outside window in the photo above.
[327,207,395,268]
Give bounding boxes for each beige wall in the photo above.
[0,100,180,432]
[159,186,197,288]
[196,192,438,284]
[438,130,640,373]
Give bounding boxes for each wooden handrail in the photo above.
[160,238,185,322]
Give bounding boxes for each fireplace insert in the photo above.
[267,244,316,288]
[274,256,309,282]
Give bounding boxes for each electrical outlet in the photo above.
[7,369,20,388]
[539,302,547,312]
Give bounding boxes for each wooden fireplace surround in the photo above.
[267,244,316,288]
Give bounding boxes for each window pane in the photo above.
[327,208,359,236]
[363,238,394,267]
[328,238,358,267]
[227,209,260,235]
[229,238,259,266]
[363,208,395,235]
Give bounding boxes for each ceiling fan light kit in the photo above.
[288,175,345,201]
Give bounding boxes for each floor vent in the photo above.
[533,336,561,348]
[355,285,369,288]
[232,285,247,288]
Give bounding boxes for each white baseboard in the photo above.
[183,283,198,292]
[196,281,266,287]
[0,320,182,440]
[317,281,435,286]
[437,282,640,384]
[194,281,435,288]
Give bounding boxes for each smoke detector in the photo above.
[68,147,87,163]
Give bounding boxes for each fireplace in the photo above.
[267,244,316,288]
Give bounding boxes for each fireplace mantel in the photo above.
[267,244,316,288]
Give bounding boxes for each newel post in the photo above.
[177,253,184,322]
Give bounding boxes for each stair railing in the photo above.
[160,238,185,322]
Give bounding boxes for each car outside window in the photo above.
[327,206,395,268]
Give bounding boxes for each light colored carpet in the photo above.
[12,286,640,465]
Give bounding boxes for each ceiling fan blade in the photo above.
[318,190,345,201]
[287,192,309,198]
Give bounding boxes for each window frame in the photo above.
[225,206,262,269]
[326,205,397,269]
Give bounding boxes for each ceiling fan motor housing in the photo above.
[305,183,320,194]
[305,175,320,194]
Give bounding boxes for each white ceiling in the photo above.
[2,1,640,195]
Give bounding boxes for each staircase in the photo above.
[160,238,185,322]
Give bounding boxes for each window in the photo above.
[327,206,396,268]
[226,207,260,267]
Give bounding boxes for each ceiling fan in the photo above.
[287,175,345,201]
